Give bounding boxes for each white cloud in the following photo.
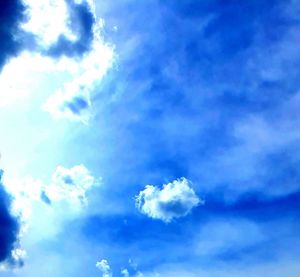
[0,44,101,108]
[136,178,203,222]
[0,0,115,122]
[46,164,96,205]
[96,259,112,277]
[22,0,76,46]
[0,51,71,107]
[121,268,130,277]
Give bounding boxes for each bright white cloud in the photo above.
[0,52,61,107]
[46,164,97,204]
[96,259,112,277]
[0,47,95,108]
[120,259,145,277]
[22,0,76,46]
[136,178,203,222]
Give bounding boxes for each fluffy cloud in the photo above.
[96,259,112,277]
[121,268,130,277]
[45,165,96,205]
[5,165,98,221]
[22,0,73,47]
[0,170,23,268]
[136,178,203,222]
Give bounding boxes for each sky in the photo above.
[0,0,300,276]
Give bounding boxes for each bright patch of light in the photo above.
[0,51,84,107]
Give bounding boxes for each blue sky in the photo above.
[0,0,300,276]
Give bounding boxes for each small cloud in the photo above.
[121,268,130,277]
[136,178,203,222]
[96,259,112,277]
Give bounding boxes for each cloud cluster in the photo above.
[136,178,203,222]
[25,0,115,122]
[0,170,23,268]
[96,259,112,277]
[0,0,114,122]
